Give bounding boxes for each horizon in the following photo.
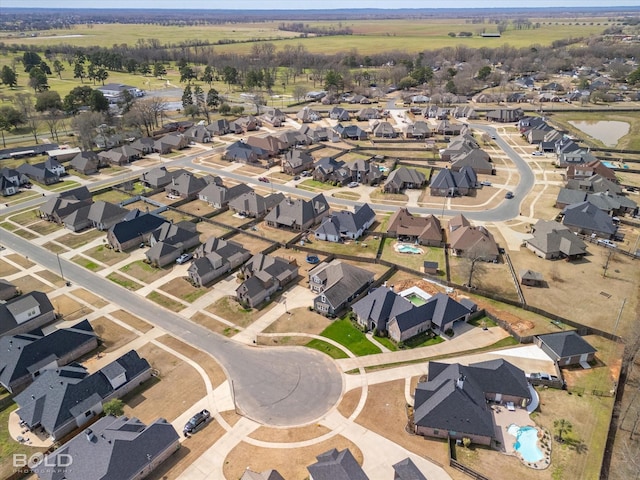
[2,1,640,10]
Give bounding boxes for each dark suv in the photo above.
[183,409,210,436]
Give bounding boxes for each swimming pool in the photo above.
[397,244,423,254]
[602,161,629,169]
[508,424,544,463]
[379,166,389,172]
[405,293,428,306]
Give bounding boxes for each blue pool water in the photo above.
[379,166,389,172]
[602,161,629,169]
[397,244,422,254]
[508,424,544,463]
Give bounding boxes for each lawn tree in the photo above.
[293,85,307,102]
[602,249,617,278]
[460,245,493,289]
[206,87,221,112]
[194,85,209,122]
[324,69,344,93]
[28,67,49,93]
[87,63,96,84]
[251,93,265,115]
[13,93,39,143]
[89,90,109,113]
[147,96,168,128]
[118,89,135,114]
[63,85,94,114]
[201,65,214,86]
[22,51,42,72]
[71,111,106,151]
[554,418,573,443]
[1,65,18,88]
[153,62,166,79]
[218,103,231,115]
[179,64,196,84]
[124,101,155,137]
[95,67,109,86]
[139,62,151,77]
[73,61,85,83]
[103,399,124,417]
[36,91,64,142]
[222,66,239,91]
[0,105,24,148]
[53,59,65,79]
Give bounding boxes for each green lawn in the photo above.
[306,339,350,359]
[107,272,143,290]
[319,318,381,356]
[373,335,398,351]
[402,332,445,349]
[71,255,103,272]
[299,179,336,191]
[468,315,498,328]
[39,180,81,191]
[379,238,446,273]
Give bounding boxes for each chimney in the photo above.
[85,428,95,442]
[456,374,465,390]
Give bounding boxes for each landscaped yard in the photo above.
[315,317,381,356]
[380,238,446,273]
[305,232,382,259]
[159,277,208,303]
[120,260,169,284]
[92,189,133,204]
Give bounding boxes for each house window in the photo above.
[321,295,326,303]
[434,429,439,435]
[85,411,92,417]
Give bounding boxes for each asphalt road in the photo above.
[1,230,343,427]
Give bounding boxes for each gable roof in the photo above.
[392,458,428,480]
[527,220,587,257]
[307,448,369,480]
[33,415,179,480]
[109,213,167,245]
[265,194,330,227]
[0,320,96,391]
[315,204,375,238]
[562,201,616,235]
[449,225,499,259]
[309,260,374,309]
[384,167,426,190]
[537,331,597,359]
[387,208,442,243]
[0,291,55,336]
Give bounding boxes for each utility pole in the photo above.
[613,297,626,336]
[56,253,69,286]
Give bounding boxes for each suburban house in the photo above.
[241,469,285,480]
[439,135,479,161]
[334,123,368,140]
[520,269,545,287]
[199,182,253,208]
[413,359,531,445]
[403,121,431,139]
[314,203,376,242]
[32,415,180,480]
[449,222,499,262]
[0,291,56,337]
[207,118,231,136]
[0,319,97,394]
[587,191,638,217]
[525,220,588,260]
[566,174,622,195]
[129,136,156,155]
[308,260,374,316]
[265,194,330,231]
[450,149,494,175]
[69,151,100,175]
[307,448,369,480]
[386,208,443,246]
[296,106,322,123]
[188,237,251,287]
[223,141,269,165]
[229,191,284,218]
[352,287,475,339]
[15,350,152,440]
[107,212,167,251]
[231,115,260,133]
[561,201,617,238]
[346,158,384,185]
[0,168,22,196]
[96,82,143,102]
[430,166,478,197]
[146,221,200,267]
[383,167,426,193]
[486,108,524,123]
[165,172,208,200]
[38,186,92,224]
[261,107,287,127]
[140,167,190,189]
[245,135,287,157]
[87,201,129,230]
[329,106,351,121]
[0,279,19,301]
[98,145,141,166]
[393,458,428,480]
[356,107,380,121]
[278,129,311,148]
[184,124,212,143]
[535,331,597,367]
[282,150,315,175]
[372,121,397,138]
[154,132,189,154]
[566,160,617,182]
[236,254,299,308]
[17,159,64,185]
[313,157,349,185]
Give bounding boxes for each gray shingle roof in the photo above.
[307,448,369,480]
[537,331,597,359]
[392,458,428,480]
[0,291,55,336]
[33,415,179,480]
[309,260,374,309]
[562,201,616,235]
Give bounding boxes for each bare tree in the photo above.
[459,248,492,289]
[71,112,106,151]
[14,93,39,144]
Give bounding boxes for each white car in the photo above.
[532,151,544,156]
[348,182,360,188]
[176,253,193,264]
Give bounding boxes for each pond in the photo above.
[568,120,629,147]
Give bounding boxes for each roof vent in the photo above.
[85,428,96,442]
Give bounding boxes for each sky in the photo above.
[1,0,639,8]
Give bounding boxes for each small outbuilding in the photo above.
[535,331,597,367]
[520,269,544,287]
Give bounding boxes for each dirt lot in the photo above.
[508,244,640,337]
[159,276,207,303]
[223,435,363,480]
[27,219,63,235]
[90,316,138,353]
[35,269,66,287]
[10,274,54,293]
[263,306,332,335]
[449,255,520,303]
[110,309,153,333]
[196,219,231,239]
[120,260,170,284]
[520,183,562,220]
[70,288,108,309]
[83,244,130,266]
[0,258,19,276]
[156,334,227,388]
[191,312,239,337]
[226,231,274,254]
[177,198,217,217]
[123,342,206,423]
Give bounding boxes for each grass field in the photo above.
[317,317,381,356]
